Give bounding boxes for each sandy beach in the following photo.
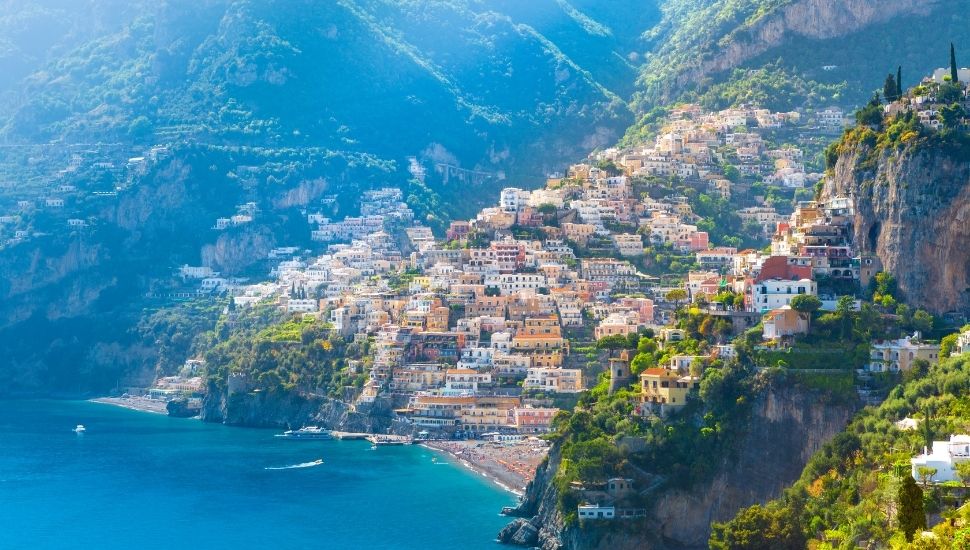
[422,439,549,496]
[90,396,170,415]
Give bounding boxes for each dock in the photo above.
[331,431,370,440]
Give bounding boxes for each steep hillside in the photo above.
[625,0,970,141]
[501,378,858,550]
[0,0,658,193]
[822,107,970,315]
[712,353,970,548]
[0,0,659,394]
[0,0,143,93]
[0,145,393,393]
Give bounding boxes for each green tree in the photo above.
[916,466,937,488]
[834,295,855,336]
[897,66,903,97]
[953,461,970,487]
[709,504,806,550]
[596,334,635,353]
[955,461,970,488]
[855,94,884,128]
[884,73,899,102]
[940,333,959,358]
[790,294,822,330]
[951,42,959,83]
[689,357,705,378]
[939,103,965,130]
[128,115,152,138]
[912,309,934,335]
[666,289,688,308]
[897,475,926,541]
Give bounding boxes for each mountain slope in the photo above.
[0,0,659,192]
[620,0,970,148]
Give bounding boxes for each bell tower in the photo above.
[608,350,633,394]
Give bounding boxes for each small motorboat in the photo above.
[74,424,86,434]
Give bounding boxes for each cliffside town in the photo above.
[2,37,970,547]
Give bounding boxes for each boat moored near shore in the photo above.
[275,426,333,440]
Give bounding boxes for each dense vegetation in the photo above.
[827,91,970,174]
[635,0,970,110]
[711,353,970,548]
[202,305,368,399]
[548,307,767,524]
[0,0,660,198]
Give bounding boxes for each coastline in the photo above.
[422,440,549,498]
[89,396,171,415]
[422,442,524,496]
[88,397,533,500]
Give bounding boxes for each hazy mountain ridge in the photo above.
[0,0,658,189]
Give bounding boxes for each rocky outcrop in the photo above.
[200,226,276,275]
[167,397,201,418]
[201,382,401,433]
[503,384,857,550]
[498,518,541,547]
[823,141,970,314]
[0,237,110,330]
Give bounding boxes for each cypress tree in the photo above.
[897,66,903,97]
[897,475,926,541]
[951,42,959,83]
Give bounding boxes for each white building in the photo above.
[696,247,737,271]
[500,187,530,213]
[612,233,643,256]
[911,434,970,483]
[752,278,817,312]
[443,369,492,394]
[578,504,615,520]
[286,298,319,313]
[868,333,940,372]
[524,367,582,393]
[483,273,547,295]
[180,265,217,280]
[956,329,970,355]
[817,107,845,127]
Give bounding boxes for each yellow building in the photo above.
[640,368,699,410]
[512,316,567,352]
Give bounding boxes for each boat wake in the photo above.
[264,459,323,470]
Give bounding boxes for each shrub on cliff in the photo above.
[709,503,806,550]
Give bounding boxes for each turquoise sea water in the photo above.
[0,400,515,549]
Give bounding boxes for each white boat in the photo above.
[74,424,86,433]
[275,426,333,440]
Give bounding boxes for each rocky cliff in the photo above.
[200,382,406,434]
[501,384,856,550]
[823,140,970,315]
